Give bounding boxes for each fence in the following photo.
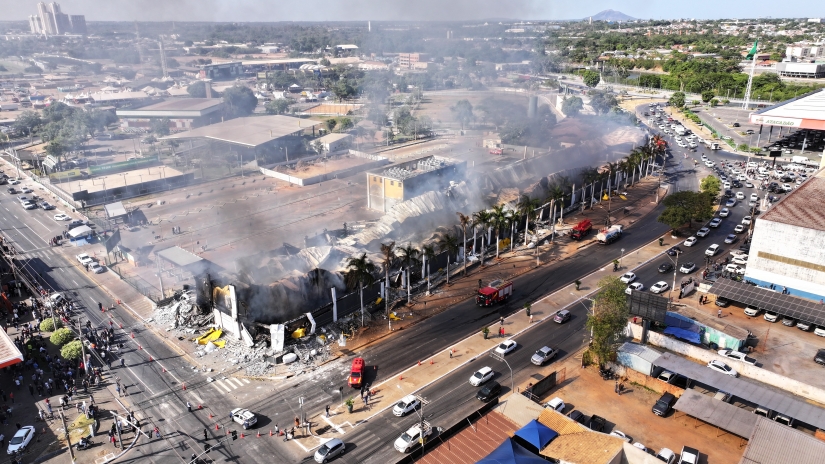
[109,263,163,303]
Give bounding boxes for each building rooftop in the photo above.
[739,416,825,464]
[317,133,351,143]
[162,115,322,148]
[750,88,825,130]
[131,98,223,112]
[537,408,624,464]
[371,155,458,181]
[759,169,825,232]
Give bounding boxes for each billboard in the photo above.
[627,291,668,323]
[104,229,121,254]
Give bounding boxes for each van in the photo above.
[347,357,365,388]
[754,406,772,419]
[744,306,760,317]
[774,413,794,427]
[796,321,812,331]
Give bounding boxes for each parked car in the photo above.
[656,448,677,464]
[587,415,606,431]
[683,236,697,247]
[494,339,517,356]
[715,297,729,308]
[705,244,720,256]
[88,262,105,274]
[229,408,257,429]
[545,397,565,413]
[40,201,55,210]
[718,208,729,217]
[531,346,558,365]
[724,234,737,244]
[815,349,825,366]
[652,392,675,416]
[696,227,711,238]
[709,218,722,228]
[6,425,35,455]
[54,213,71,221]
[718,349,757,365]
[764,311,779,322]
[707,359,738,377]
[567,410,585,423]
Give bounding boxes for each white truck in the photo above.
[674,125,687,136]
[394,422,432,453]
[678,446,700,464]
[792,155,810,164]
[0,102,19,111]
[596,225,623,245]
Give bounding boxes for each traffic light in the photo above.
[231,430,237,441]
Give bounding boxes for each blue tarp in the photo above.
[514,419,558,450]
[664,326,702,344]
[477,438,548,464]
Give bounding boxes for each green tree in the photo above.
[60,340,84,360]
[561,96,583,117]
[396,243,420,304]
[39,318,62,332]
[589,90,618,115]
[581,70,601,88]
[451,99,474,130]
[49,327,74,346]
[345,253,376,324]
[380,241,396,324]
[187,81,207,98]
[657,205,692,230]
[44,140,66,162]
[13,110,42,136]
[701,90,715,103]
[222,85,258,118]
[265,99,292,115]
[24,65,43,74]
[150,118,171,137]
[585,276,630,367]
[669,91,686,108]
[325,118,337,132]
[700,175,721,197]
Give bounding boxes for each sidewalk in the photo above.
[287,180,671,453]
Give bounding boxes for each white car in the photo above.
[709,218,722,228]
[683,236,698,247]
[696,227,710,238]
[88,262,105,274]
[718,349,757,365]
[725,198,737,207]
[633,442,648,452]
[620,272,637,284]
[8,179,20,185]
[677,141,687,148]
[731,255,748,265]
[782,183,793,192]
[21,187,33,193]
[707,359,738,377]
[741,216,752,225]
[494,339,517,356]
[393,394,421,417]
[657,448,677,464]
[45,292,65,308]
[54,213,71,221]
[21,201,36,210]
[735,191,745,200]
[688,142,698,148]
[750,193,759,202]
[610,430,631,442]
[734,224,745,234]
[679,262,696,273]
[229,408,258,429]
[545,397,565,412]
[469,367,494,386]
[705,244,720,256]
[76,253,93,266]
[718,208,729,217]
[626,282,645,295]
[650,281,669,294]
[6,425,35,455]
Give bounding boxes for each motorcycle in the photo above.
[599,367,615,380]
[75,435,93,451]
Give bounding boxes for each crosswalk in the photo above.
[209,377,250,394]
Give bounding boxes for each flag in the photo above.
[745,40,758,61]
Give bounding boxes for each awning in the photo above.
[477,438,548,464]
[654,353,825,430]
[710,279,825,326]
[673,389,756,438]
[0,329,24,369]
[68,225,93,238]
[104,201,127,218]
[514,420,558,450]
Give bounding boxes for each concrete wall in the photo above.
[71,173,194,207]
[261,150,388,187]
[627,323,825,404]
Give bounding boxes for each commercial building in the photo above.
[198,61,244,80]
[398,53,430,70]
[116,98,224,132]
[785,42,825,61]
[776,62,825,79]
[366,155,465,212]
[30,2,85,35]
[316,133,352,153]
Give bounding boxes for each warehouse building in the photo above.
[366,155,465,212]
[116,98,224,132]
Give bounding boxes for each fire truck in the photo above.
[570,219,592,240]
[476,279,513,306]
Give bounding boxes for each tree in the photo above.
[491,205,509,259]
[49,327,74,346]
[150,118,171,137]
[265,99,292,115]
[397,243,420,304]
[669,91,686,108]
[701,90,715,103]
[700,175,721,197]
[561,97,583,117]
[13,110,42,136]
[187,81,207,98]
[589,90,618,115]
[586,276,630,367]
[24,65,43,74]
[60,340,84,360]
[657,205,692,231]
[39,318,62,332]
[451,99,474,130]
[581,70,601,88]
[517,195,540,246]
[473,210,492,266]
[456,212,471,276]
[223,85,258,118]
[437,234,459,285]
[345,253,376,325]
[325,118,337,133]
[44,140,66,162]
[421,244,436,293]
[380,241,396,325]
[658,190,713,229]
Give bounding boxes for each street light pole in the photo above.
[489,353,514,398]
[397,385,427,458]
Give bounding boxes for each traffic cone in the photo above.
[215,423,220,430]
[209,413,213,419]
[269,430,273,437]
[162,367,166,373]
[240,433,244,439]
[198,404,202,410]
[149,356,153,362]
[417,360,421,366]
[117,299,121,305]
[130,332,134,338]
[119,323,122,329]
[182,383,186,391]
[257,431,261,438]
[138,344,142,350]
[430,359,434,365]
[399,375,403,381]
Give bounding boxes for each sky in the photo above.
[1,0,823,22]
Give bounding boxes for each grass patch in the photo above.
[68,413,96,440]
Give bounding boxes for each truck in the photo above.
[792,155,810,164]
[489,148,502,155]
[570,219,592,240]
[710,142,721,150]
[0,103,19,111]
[678,446,699,464]
[476,279,513,306]
[674,125,687,136]
[596,225,623,244]
[394,422,433,453]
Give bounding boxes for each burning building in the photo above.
[367,155,466,212]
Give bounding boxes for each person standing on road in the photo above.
[120,358,125,368]
[325,405,330,418]
[203,429,208,441]
[186,401,192,412]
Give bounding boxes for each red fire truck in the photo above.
[476,280,513,306]
[347,357,365,388]
[570,219,592,240]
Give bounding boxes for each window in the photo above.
[390,181,395,186]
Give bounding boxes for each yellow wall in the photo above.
[368,175,404,200]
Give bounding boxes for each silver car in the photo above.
[314,438,345,463]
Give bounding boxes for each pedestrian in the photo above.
[0,433,4,449]
[154,426,160,439]
[294,416,300,428]
[204,428,208,441]
[614,380,619,394]
[499,317,504,326]
[449,350,453,359]
[325,405,330,418]
[529,314,534,323]
[717,309,722,318]
[120,358,125,368]
[187,401,192,412]
[27,385,34,396]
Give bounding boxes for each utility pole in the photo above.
[59,410,76,463]
[112,412,123,449]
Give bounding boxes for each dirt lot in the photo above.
[541,355,746,464]
[414,91,529,127]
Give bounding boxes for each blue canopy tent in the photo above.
[513,419,558,450]
[477,438,549,464]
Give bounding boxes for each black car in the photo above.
[815,349,825,366]
[667,246,682,256]
[724,189,733,198]
[567,410,585,424]
[715,297,729,308]
[732,122,740,127]
[652,392,675,416]
[476,381,501,402]
[658,263,673,273]
[587,415,606,431]
[732,181,742,188]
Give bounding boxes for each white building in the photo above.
[744,169,825,301]
[317,133,352,153]
[785,42,825,61]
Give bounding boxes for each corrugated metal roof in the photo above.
[619,342,662,364]
[654,353,825,430]
[759,171,825,232]
[537,409,624,464]
[674,389,755,438]
[417,410,519,464]
[710,279,825,326]
[739,416,825,464]
[157,246,203,268]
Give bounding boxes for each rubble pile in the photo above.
[151,292,211,329]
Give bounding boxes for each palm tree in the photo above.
[438,234,459,285]
[473,210,492,266]
[517,195,540,246]
[345,253,376,326]
[545,185,565,241]
[380,241,396,329]
[457,212,471,276]
[397,243,420,304]
[421,243,436,294]
[491,204,508,259]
